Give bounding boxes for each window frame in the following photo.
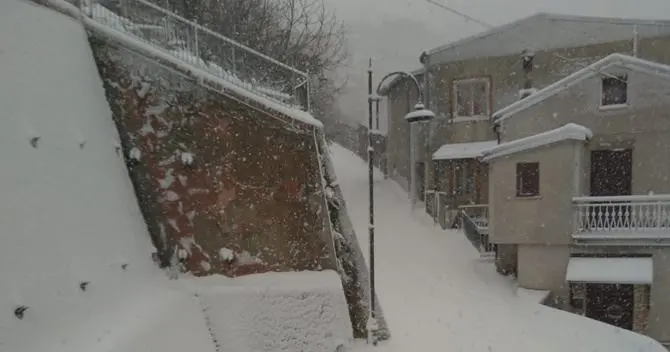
[516,162,540,197]
[452,77,491,119]
[600,73,628,108]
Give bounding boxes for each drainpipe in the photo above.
[493,123,501,144]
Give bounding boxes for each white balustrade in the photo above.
[573,195,670,233]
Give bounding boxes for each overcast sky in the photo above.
[323,0,670,126]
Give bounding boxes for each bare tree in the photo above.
[164,0,347,122]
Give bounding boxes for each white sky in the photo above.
[324,0,670,126]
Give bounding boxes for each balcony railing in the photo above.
[71,0,311,110]
[573,195,670,234]
[458,203,489,229]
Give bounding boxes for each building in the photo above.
[383,13,670,231]
[483,53,670,343]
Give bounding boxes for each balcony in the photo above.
[573,195,670,245]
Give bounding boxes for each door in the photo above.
[416,162,426,201]
[590,149,632,197]
[586,283,634,330]
[590,149,633,230]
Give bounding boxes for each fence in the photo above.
[72,0,311,110]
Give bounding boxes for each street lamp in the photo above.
[364,63,434,346]
[376,71,435,207]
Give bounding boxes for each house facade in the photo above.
[484,54,670,343]
[383,13,670,229]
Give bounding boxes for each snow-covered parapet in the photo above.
[482,123,592,161]
[190,270,353,352]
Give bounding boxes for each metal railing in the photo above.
[73,0,311,110]
[574,195,670,233]
[460,210,496,255]
[458,203,489,229]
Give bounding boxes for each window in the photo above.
[516,162,539,197]
[453,78,490,118]
[601,74,628,106]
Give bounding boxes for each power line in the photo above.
[422,0,629,82]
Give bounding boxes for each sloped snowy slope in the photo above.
[0,1,213,351]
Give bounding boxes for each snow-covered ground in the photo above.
[329,144,666,352]
[0,1,350,351]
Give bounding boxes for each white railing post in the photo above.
[657,200,662,229]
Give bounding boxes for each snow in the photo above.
[493,53,670,123]
[404,108,435,122]
[432,140,498,161]
[45,0,323,128]
[482,123,592,161]
[566,257,654,284]
[0,2,351,351]
[329,143,665,352]
[0,2,206,351]
[188,271,353,352]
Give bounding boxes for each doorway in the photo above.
[590,149,632,197]
[416,162,425,201]
[586,283,634,330]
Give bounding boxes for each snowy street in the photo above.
[330,144,662,352]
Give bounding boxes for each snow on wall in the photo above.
[0,1,179,350]
[89,35,337,277]
[190,270,354,352]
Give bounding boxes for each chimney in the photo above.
[520,49,535,99]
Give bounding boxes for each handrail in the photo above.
[573,194,670,202]
[122,0,309,78]
[74,0,311,110]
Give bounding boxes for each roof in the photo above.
[482,123,592,161]
[432,140,498,161]
[428,12,670,65]
[492,54,670,123]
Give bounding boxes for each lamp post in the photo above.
[376,72,435,207]
[366,58,379,346]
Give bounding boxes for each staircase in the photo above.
[64,0,311,112]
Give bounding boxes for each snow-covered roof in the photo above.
[482,123,592,161]
[432,140,498,161]
[428,12,670,65]
[492,54,670,123]
[566,257,653,284]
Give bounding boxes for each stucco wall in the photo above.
[488,140,582,245]
[501,67,670,196]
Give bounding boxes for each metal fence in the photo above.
[72,0,311,110]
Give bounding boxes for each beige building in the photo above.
[383,13,670,232]
[483,53,670,343]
